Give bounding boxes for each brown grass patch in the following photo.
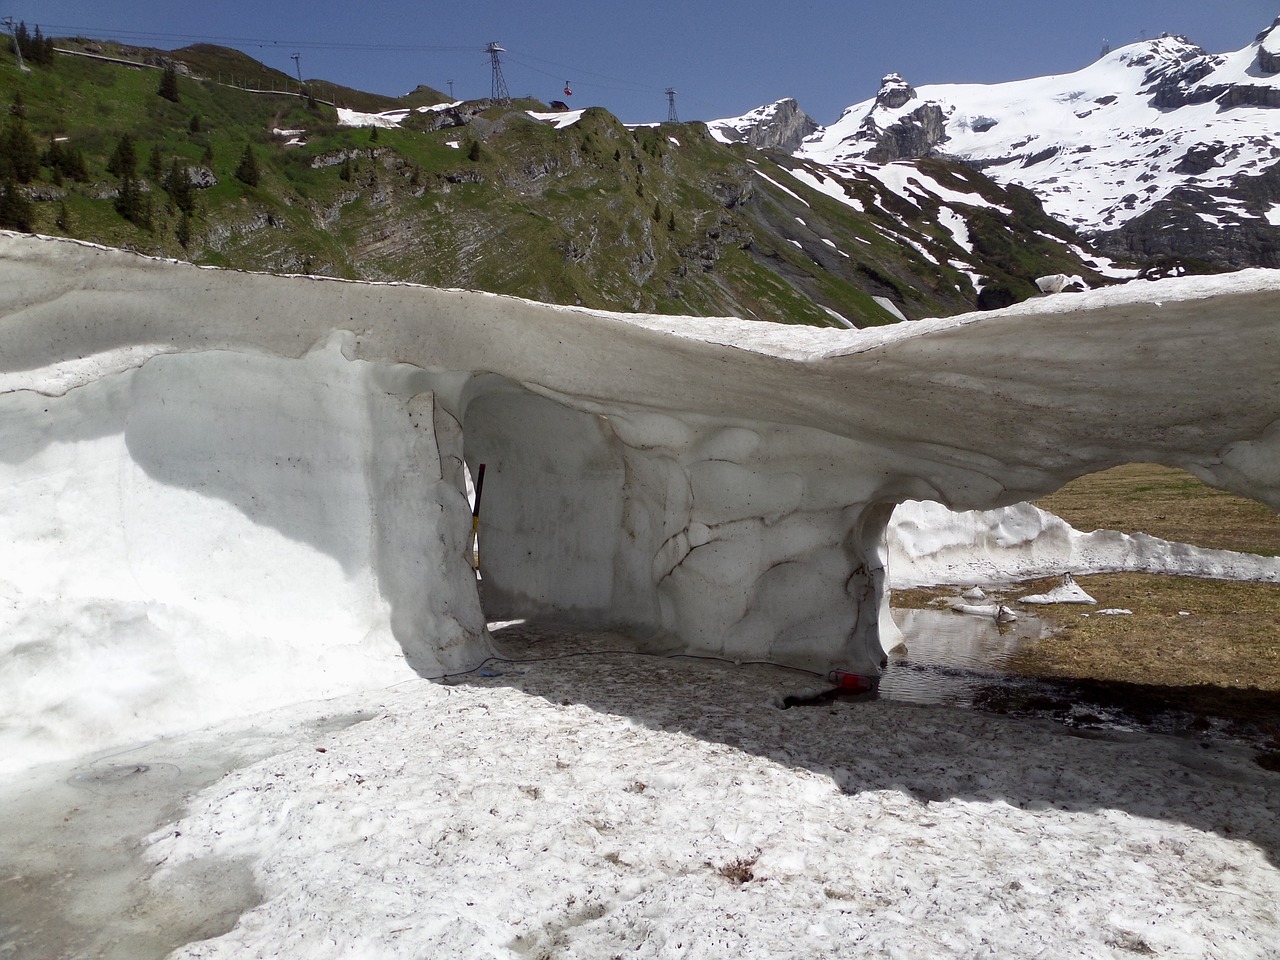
[1034,463,1280,556]
[1012,573,1280,691]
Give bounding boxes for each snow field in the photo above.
[149,650,1280,959]
[799,28,1280,232]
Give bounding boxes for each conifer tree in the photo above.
[10,91,26,119]
[43,139,88,182]
[0,179,33,231]
[0,118,40,183]
[164,158,195,215]
[234,143,260,186]
[148,143,164,181]
[107,133,137,179]
[158,63,180,103]
[30,25,53,66]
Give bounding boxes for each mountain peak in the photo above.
[874,73,917,111]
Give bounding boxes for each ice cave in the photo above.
[1,232,1278,769]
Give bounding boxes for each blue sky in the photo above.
[18,1,1280,123]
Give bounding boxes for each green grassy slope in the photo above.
[3,37,1126,326]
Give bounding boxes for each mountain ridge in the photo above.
[706,17,1280,270]
[1,32,1128,324]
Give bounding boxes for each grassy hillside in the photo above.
[3,36,1124,326]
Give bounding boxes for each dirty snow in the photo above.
[102,633,1278,960]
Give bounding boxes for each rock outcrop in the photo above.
[705,98,820,153]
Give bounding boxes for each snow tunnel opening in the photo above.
[460,378,656,642]
[1033,462,1280,558]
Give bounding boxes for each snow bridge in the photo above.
[2,233,1278,767]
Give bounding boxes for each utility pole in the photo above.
[291,52,302,85]
[485,42,510,103]
[665,87,678,123]
[3,16,26,71]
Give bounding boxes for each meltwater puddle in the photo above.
[0,746,259,960]
[878,608,1280,751]
[0,708,377,960]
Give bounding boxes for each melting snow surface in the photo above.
[116,648,1280,960]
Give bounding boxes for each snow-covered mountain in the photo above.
[789,17,1280,267]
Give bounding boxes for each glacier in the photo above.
[1,232,1278,769]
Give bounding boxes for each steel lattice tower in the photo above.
[665,88,679,123]
[486,42,510,103]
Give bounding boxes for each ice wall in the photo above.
[2,233,1278,766]
[0,330,486,770]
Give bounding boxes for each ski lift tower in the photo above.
[665,88,679,123]
[3,16,26,71]
[486,42,510,104]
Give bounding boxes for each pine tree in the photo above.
[467,139,481,161]
[30,25,53,66]
[42,140,88,182]
[176,210,192,249]
[369,125,379,142]
[0,179,34,231]
[106,133,137,179]
[55,198,71,232]
[10,92,26,119]
[0,118,40,184]
[188,114,202,134]
[234,143,260,186]
[157,63,180,103]
[202,142,214,166]
[165,158,195,215]
[339,156,352,182]
[148,143,164,181]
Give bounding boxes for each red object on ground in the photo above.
[828,670,876,693]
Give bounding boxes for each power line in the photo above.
[34,23,474,53]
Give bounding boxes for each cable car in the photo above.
[564,81,572,96]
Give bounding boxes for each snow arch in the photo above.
[2,233,1278,766]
